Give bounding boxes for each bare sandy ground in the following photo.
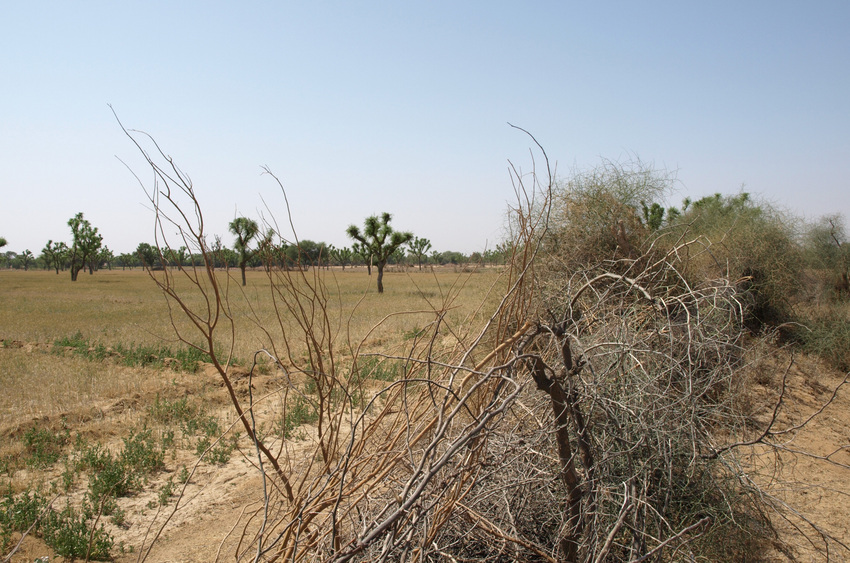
[4,350,849,562]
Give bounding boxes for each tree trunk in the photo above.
[528,355,583,562]
[240,263,247,286]
[376,263,385,293]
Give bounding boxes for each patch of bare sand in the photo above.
[744,354,850,562]
[4,343,849,562]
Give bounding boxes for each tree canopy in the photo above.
[67,212,102,281]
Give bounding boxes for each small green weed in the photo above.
[402,326,427,340]
[0,488,113,560]
[23,425,68,468]
[41,502,113,560]
[53,333,212,373]
[158,476,174,506]
[277,395,318,440]
[356,356,402,382]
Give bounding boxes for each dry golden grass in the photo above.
[0,266,503,427]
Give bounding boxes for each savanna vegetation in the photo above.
[2,131,849,561]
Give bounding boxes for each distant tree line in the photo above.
[0,213,508,284]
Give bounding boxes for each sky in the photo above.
[2,1,849,256]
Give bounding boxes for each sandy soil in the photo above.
[3,348,849,562]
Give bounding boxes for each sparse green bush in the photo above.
[53,333,211,373]
[673,192,802,331]
[78,429,165,511]
[41,502,113,560]
[276,394,318,440]
[545,157,676,271]
[120,429,165,475]
[0,486,46,536]
[797,305,850,372]
[1,488,113,560]
[23,425,68,468]
[802,214,850,299]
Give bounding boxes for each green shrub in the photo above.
[23,426,68,468]
[801,214,850,299]
[797,307,850,372]
[673,192,802,331]
[355,356,402,382]
[0,486,47,534]
[41,502,113,560]
[276,394,318,440]
[87,453,132,507]
[545,158,676,271]
[120,429,165,475]
[1,488,113,560]
[80,429,166,510]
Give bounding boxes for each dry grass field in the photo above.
[1,265,503,427]
[0,266,501,354]
[1,266,508,560]
[2,264,849,562]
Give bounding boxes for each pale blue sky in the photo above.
[2,1,848,255]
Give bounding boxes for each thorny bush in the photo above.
[116,117,847,562]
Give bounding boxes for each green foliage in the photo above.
[23,426,69,468]
[546,158,676,270]
[158,476,175,506]
[675,192,801,330]
[135,242,160,269]
[120,429,166,475]
[77,429,165,511]
[0,488,113,559]
[797,306,850,372]
[86,452,132,507]
[330,245,354,268]
[347,212,414,292]
[802,214,850,298]
[640,200,666,231]
[53,333,209,373]
[1,486,46,535]
[276,394,318,440]
[147,395,201,426]
[67,212,103,281]
[148,396,234,463]
[406,236,432,269]
[229,216,260,285]
[41,502,113,560]
[355,356,402,382]
[42,240,70,273]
